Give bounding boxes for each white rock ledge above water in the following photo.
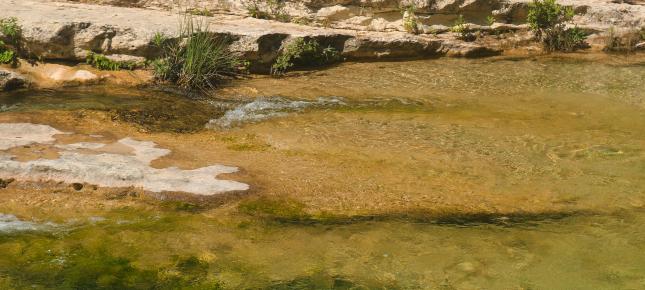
[0,123,249,195]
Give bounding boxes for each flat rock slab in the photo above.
[0,123,249,195]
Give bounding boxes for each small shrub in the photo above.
[542,25,585,52]
[150,58,171,79]
[0,17,21,66]
[151,32,169,48]
[244,0,290,22]
[271,38,340,75]
[603,26,644,52]
[267,0,290,22]
[86,52,138,70]
[0,17,20,40]
[401,5,419,34]
[0,40,16,64]
[527,0,586,51]
[452,15,475,41]
[246,1,269,19]
[486,15,496,26]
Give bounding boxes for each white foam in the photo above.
[0,123,249,195]
[207,97,344,128]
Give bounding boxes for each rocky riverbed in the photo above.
[0,56,643,289]
[0,1,643,288]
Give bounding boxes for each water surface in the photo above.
[0,55,644,289]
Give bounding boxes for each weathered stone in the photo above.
[0,70,27,91]
[4,0,642,72]
[315,5,351,21]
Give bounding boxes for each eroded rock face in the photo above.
[0,123,249,195]
[7,0,642,70]
[2,0,500,70]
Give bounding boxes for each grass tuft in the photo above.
[151,15,243,92]
[271,38,340,75]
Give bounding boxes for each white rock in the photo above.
[316,5,351,21]
[0,123,249,195]
[0,123,64,150]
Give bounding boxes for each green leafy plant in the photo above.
[486,15,496,26]
[0,50,14,64]
[86,52,139,70]
[0,17,20,40]
[527,0,586,51]
[151,31,169,48]
[271,38,340,75]
[0,17,21,66]
[401,5,419,34]
[244,0,290,22]
[0,40,16,64]
[150,58,171,79]
[152,15,244,92]
[452,15,475,41]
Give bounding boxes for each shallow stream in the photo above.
[0,54,644,289]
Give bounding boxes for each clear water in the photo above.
[0,55,644,289]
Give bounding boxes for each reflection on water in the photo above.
[0,55,644,289]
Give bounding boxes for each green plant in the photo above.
[0,49,14,64]
[401,5,419,34]
[86,52,139,70]
[187,7,213,17]
[0,40,16,64]
[244,0,290,22]
[245,0,269,19]
[0,18,21,66]
[542,25,585,52]
[271,38,340,75]
[151,31,169,48]
[527,0,585,51]
[150,58,171,79]
[0,17,20,40]
[603,26,644,52]
[452,15,475,41]
[152,15,243,91]
[486,15,496,26]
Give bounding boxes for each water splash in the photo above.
[207,97,344,128]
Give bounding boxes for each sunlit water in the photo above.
[0,55,644,289]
